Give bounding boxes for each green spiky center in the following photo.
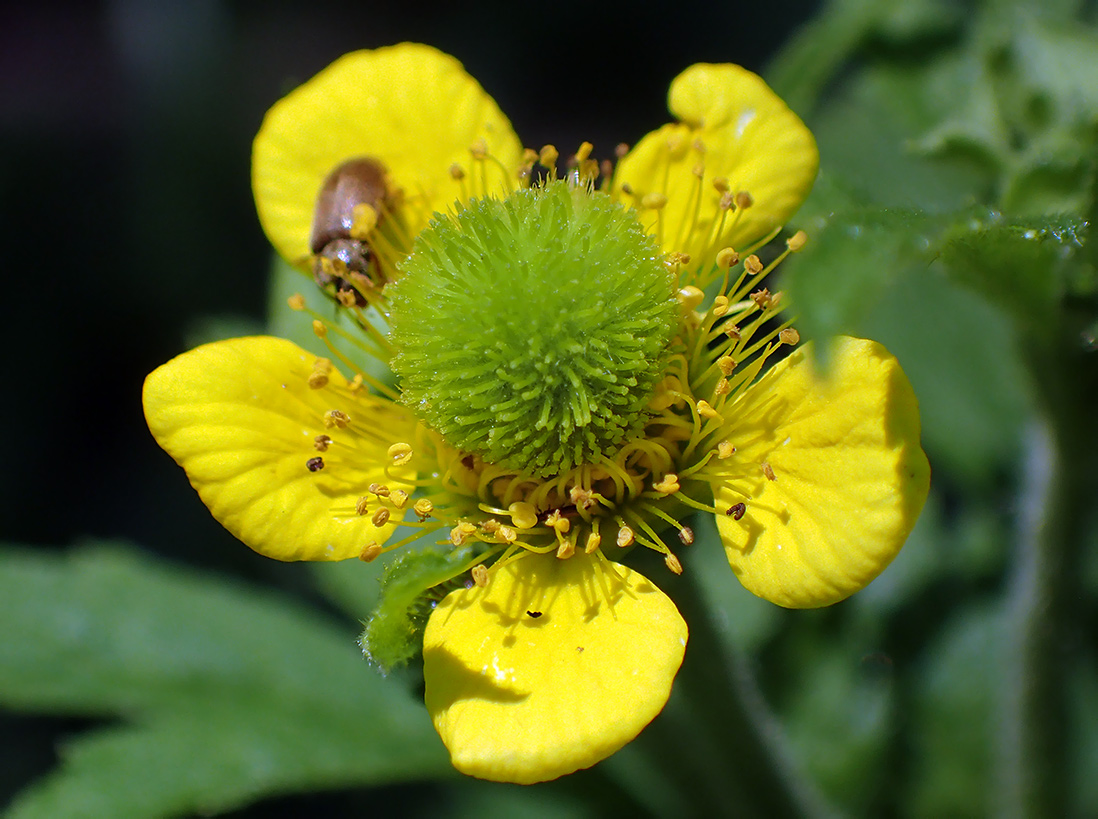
[388,181,677,476]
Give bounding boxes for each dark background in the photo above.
[1,0,819,814]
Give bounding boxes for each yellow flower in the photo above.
[143,44,929,785]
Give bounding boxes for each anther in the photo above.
[745,255,764,275]
[349,203,378,240]
[387,442,413,466]
[481,519,500,535]
[497,525,517,544]
[471,564,489,588]
[450,521,477,546]
[712,295,730,317]
[725,324,742,340]
[313,434,332,451]
[734,191,754,209]
[727,502,746,520]
[642,192,668,210]
[717,356,737,376]
[368,482,390,497]
[617,526,635,548]
[308,371,329,389]
[539,145,559,168]
[336,289,358,308]
[653,473,680,495]
[787,230,808,252]
[779,328,801,346]
[324,409,350,429]
[569,485,596,510]
[712,177,730,193]
[449,163,465,180]
[714,378,731,396]
[615,143,629,159]
[390,489,409,509]
[359,542,382,562]
[678,527,695,546]
[288,294,306,311]
[546,510,570,535]
[665,554,684,575]
[306,456,325,472]
[556,540,575,560]
[717,440,736,459]
[312,319,328,338]
[719,191,735,210]
[509,501,538,530]
[697,400,723,421]
[372,508,390,527]
[762,462,777,481]
[413,498,434,521]
[469,138,488,159]
[750,288,771,308]
[575,141,593,162]
[692,162,705,179]
[716,247,739,269]
[600,158,613,179]
[678,286,704,310]
[348,374,364,393]
[355,497,370,516]
[585,530,602,553]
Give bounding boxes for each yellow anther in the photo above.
[449,163,465,180]
[509,501,539,530]
[584,530,602,553]
[387,442,413,466]
[471,564,489,588]
[770,291,784,308]
[653,473,680,495]
[545,510,570,534]
[336,289,359,308]
[312,320,328,338]
[390,489,409,509]
[450,521,478,546]
[349,203,378,240]
[712,295,730,317]
[469,138,488,159]
[575,141,593,162]
[787,230,808,252]
[641,192,668,210]
[355,496,370,516]
[348,373,364,393]
[371,508,390,527]
[779,328,801,346]
[539,144,559,168]
[678,527,695,546]
[556,540,575,559]
[719,191,736,210]
[725,324,742,340]
[697,400,723,421]
[522,148,539,166]
[497,525,518,544]
[368,482,390,497]
[307,371,329,389]
[717,356,738,375]
[287,293,306,311]
[665,554,684,575]
[481,519,500,535]
[692,162,705,179]
[678,286,705,310]
[614,142,629,158]
[359,542,382,562]
[323,409,350,429]
[717,440,736,459]
[750,288,771,309]
[313,434,332,452]
[716,247,739,269]
[413,498,434,521]
[734,191,754,209]
[762,461,777,481]
[313,357,332,374]
[712,177,730,193]
[617,526,635,548]
[745,255,764,275]
[714,378,731,396]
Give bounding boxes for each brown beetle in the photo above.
[310,157,391,302]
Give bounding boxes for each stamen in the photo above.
[413,498,434,520]
[387,442,413,466]
[306,456,324,472]
[314,434,332,451]
[762,462,777,481]
[471,564,489,587]
[727,502,747,520]
[359,542,383,562]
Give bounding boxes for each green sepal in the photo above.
[359,544,475,675]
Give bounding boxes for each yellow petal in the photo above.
[253,43,523,266]
[423,552,687,783]
[615,63,818,258]
[143,336,415,561]
[713,337,929,608]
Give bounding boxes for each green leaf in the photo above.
[0,544,449,818]
[360,544,475,674]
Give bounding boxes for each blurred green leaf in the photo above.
[905,603,1001,817]
[0,544,449,818]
